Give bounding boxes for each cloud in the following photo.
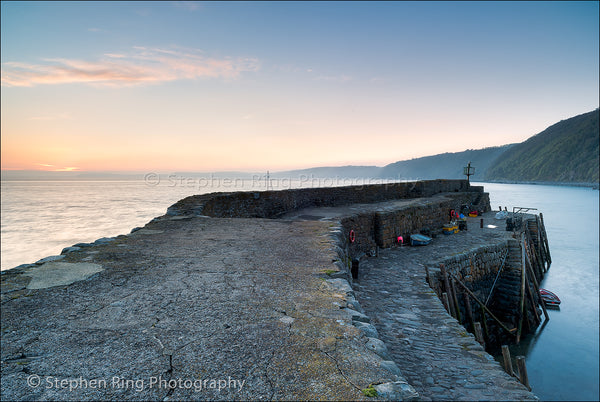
[1,46,260,87]
[55,167,80,172]
[35,163,80,171]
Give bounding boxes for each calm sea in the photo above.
[1,179,598,400]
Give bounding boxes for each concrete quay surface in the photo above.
[1,194,537,401]
[353,214,537,401]
[1,215,412,401]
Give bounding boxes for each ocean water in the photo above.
[1,179,598,400]
[1,175,389,269]
[481,183,599,401]
[1,177,269,270]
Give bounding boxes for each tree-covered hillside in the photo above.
[485,110,599,183]
[378,145,513,181]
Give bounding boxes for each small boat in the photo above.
[410,234,432,246]
[540,288,561,306]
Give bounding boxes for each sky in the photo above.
[1,1,598,173]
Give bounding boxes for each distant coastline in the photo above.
[482,180,599,190]
[2,170,598,190]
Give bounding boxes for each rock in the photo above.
[165,207,180,216]
[365,337,390,359]
[326,278,353,296]
[464,383,486,389]
[23,262,104,289]
[279,316,294,325]
[380,360,402,377]
[353,321,379,338]
[93,237,115,245]
[35,255,65,264]
[344,308,370,323]
[5,264,36,273]
[61,246,81,255]
[374,381,419,401]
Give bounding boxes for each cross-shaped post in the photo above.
[463,161,475,183]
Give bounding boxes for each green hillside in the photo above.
[378,145,513,181]
[485,110,599,183]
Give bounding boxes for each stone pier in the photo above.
[1,181,540,400]
[1,217,412,400]
[353,214,537,401]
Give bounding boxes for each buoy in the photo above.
[397,236,404,244]
[349,230,356,243]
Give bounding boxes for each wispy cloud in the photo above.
[55,167,80,172]
[1,46,260,87]
[35,163,80,172]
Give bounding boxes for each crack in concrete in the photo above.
[264,349,277,400]
[321,341,361,392]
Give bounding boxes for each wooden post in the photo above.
[536,218,547,273]
[525,275,540,326]
[528,224,544,280]
[522,288,532,333]
[463,292,474,332]
[480,218,484,228]
[450,278,462,323]
[501,345,514,377]
[474,322,485,347]
[539,213,551,267]
[524,252,549,321]
[517,234,527,344]
[451,273,517,337]
[424,265,431,286]
[480,305,490,344]
[516,356,531,390]
[442,292,451,314]
[440,264,456,318]
[525,231,542,282]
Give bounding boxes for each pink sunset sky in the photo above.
[1,1,598,172]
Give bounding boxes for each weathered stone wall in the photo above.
[425,241,517,348]
[425,233,545,349]
[428,241,512,298]
[339,192,490,259]
[374,193,490,248]
[166,179,478,218]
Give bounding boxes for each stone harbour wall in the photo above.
[425,234,545,349]
[428,240,512,300]
[341,192,491,259]
[374,192,491,248]
[166,179,477,218]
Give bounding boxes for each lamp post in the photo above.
[463,162,475,184]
